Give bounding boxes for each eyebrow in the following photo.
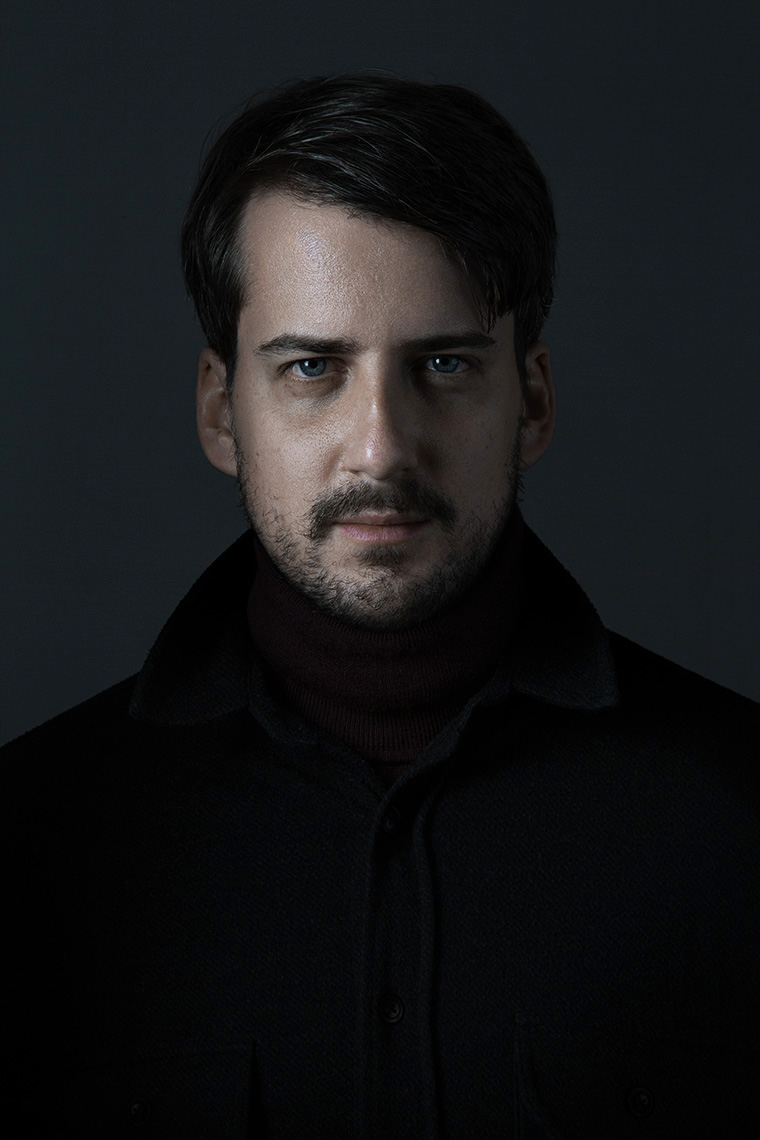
[253,330,498,358]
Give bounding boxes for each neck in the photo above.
[246,507,525,784]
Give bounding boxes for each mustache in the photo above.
[308,481,457,536]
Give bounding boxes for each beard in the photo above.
[232,422,524,633]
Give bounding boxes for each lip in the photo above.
[335,517,430,543]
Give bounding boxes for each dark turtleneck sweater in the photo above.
[246,507,525,787]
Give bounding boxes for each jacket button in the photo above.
[626,1086,655,1118]
[383,809,401,833]
[127,1099,151,1124]
[380,993,405,1022]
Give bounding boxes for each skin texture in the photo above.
[197,190,556,631]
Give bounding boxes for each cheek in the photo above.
[250,424,329,512]
[458,417,517,492]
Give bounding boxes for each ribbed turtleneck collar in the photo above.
[246,508,526,782]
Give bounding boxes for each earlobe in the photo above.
[519,341,556,470]
[196,348,238,477]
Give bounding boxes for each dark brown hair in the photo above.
[181,69,557,385]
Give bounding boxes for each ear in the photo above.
[518,341,556,470]
[196,348,238,477]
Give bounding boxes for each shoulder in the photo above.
[608,630,758,720]
[2,670,256,807]
[1,675,139,761]
[604,631,758,795]
[1,678,147,844]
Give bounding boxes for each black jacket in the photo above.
[6,526,759,1138]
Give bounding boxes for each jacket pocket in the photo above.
[514,1015,759,1139]
[22,1042,260,1139]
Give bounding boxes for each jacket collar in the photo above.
[504,527,620,710]
[129,524,619,726]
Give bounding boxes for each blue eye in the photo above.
[285,355,469,381]
[290,359,328,378]
[427,355,465,373]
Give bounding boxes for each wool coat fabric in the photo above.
[6,525,759,1139]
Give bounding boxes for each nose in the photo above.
[340,369,421,482]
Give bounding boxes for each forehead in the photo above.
[236,189,486,334]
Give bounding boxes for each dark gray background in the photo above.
[3,0,759,745]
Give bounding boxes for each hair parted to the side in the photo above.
[180,69,557,386]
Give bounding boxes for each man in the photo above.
[7,71,759,1138]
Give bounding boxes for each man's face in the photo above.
[200,189,553,631]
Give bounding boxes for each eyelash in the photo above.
[283,355,471,380]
